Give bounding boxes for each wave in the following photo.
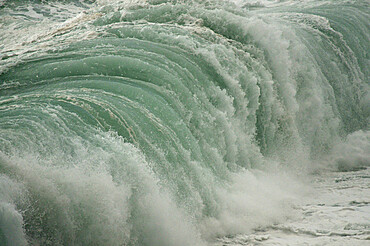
[0,0,369,245]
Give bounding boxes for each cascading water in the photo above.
[0,0,369,245]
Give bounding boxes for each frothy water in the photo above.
[0,0,369,245]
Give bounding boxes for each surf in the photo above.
[0,0,368,245]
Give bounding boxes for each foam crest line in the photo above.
[0,0,368,245]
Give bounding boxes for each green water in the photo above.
[0,0,369,245]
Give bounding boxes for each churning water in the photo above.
[0,0,369,245]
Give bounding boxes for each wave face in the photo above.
[0,0,369,245]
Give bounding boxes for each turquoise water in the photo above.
[0,0,369,245]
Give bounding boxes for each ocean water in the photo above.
[0,0,369,245]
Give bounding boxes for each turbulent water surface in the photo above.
[0,0,369,245]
